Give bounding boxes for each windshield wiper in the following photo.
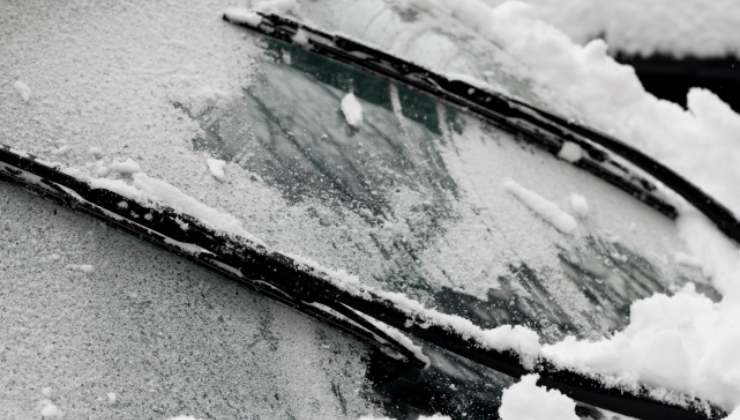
[0,143,725,420]
[224,12,740,248]
[0,11,733,420]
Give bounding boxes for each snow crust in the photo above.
[498,374,578,420]
[340,92,364,127]
[503,178,578,234]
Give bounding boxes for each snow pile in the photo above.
[340,92,364,127]
[434,0,740,219]
[503,178,578,234]
[498,374,578,420]
[544,281,740,410]
[482,0,740,58]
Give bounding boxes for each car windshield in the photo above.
[0,2,722,419]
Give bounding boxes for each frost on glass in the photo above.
[179,38,714,346]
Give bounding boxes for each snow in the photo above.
[292,28,310,46]
[340,92,364,127]
[556,141,582,163]
[568,193,589,218]
[498,374,578,420]
[205,157,226,182]
[66,264,95,274]
[483,0,740,58]
[503,178,578,234]
[41,387,53,397]
[106,392,117,403]
[222,7,262,26]
[421,0,740,222]
[13,80,31,102]
[90,171,264,246]
[40,400,63,418]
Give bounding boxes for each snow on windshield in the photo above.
[4,0,740,417]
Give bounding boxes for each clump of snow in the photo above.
[66,264,95,274]
[13,80,31,102]
[108,158,141,176]
[292,28,310,46]
[106,392,117,403]
[503,178,577,234]
[223,7,262,26]
[498,374,578,420]
[340,92,364,127]
[41,386,53,397]
[556,141,582,163]
[40,400,63,418]
[205,157,226,182]
[569,193,589,218]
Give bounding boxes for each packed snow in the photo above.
[498,374,578,420]
[503,178,578,234]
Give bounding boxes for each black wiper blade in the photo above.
[224,11,740,247]
[0,143,725,420]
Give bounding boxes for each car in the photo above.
[1,1,735,419]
